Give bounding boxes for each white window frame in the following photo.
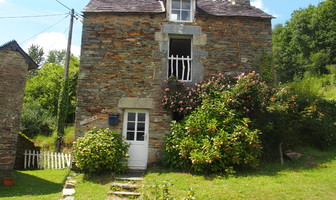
[168,0,194,23]
[123,110,149,142]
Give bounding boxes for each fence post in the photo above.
[27,150,31,169]
[43,151,46,169]
[24,150,27,169]
[61,153,65,168]
[51,152,54,169]
[59,153,61,169]
[67,154,72,167]
[32,150,36,168]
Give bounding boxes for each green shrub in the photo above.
[296,99,336,148]
[33,133,57,152]
[162,72,336,165]
[73,128,129,173]
[163,97,262,174]
[20,102,56,138]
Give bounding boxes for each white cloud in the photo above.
[251,0,263,9]
[23,32,80,58]
[0,0,5,3]
[251,0,279,18]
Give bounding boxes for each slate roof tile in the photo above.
[83,0,165,13]
[83,0,272,18]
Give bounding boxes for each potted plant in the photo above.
[2,172,14,186]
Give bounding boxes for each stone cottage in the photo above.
[0,40,38,176]
[75,0,272,170]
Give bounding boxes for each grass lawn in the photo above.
[143,147,336,200]
[0,169,69,200]
[6,147,334,200]
[71,172,114,200]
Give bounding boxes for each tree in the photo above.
[46,50,67,64]
[273,0,336,82]
[28,44,44,66]
[20,54,79,137]
[27,44,44,77]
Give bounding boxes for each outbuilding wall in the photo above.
[0,47,29,176]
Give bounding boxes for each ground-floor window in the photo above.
[123,110,149,142]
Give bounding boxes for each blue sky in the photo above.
[0,0,324,57]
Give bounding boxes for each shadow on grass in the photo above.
[146,146,336,180]
[0,171,64,198]
[240,146,336,176]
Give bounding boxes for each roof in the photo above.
[196,1,272,18]
[83,0,273,18]
[0,40,38,70]
[84,0,165,13]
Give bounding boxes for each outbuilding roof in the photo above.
[83,0,272,18]
[0,40,38,70]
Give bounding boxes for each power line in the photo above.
[0,13,68,19]
[55,0,72,11]
[55,0,83,18]
[20,14,70,45]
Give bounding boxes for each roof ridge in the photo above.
[0,40,17,49]
[83,0,272,18]
[0,40,38,70]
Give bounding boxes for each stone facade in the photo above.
[0,41,37,176]
[75,0,272,166]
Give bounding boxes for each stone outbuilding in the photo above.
[75,0,273,170]
[0,40,38,176]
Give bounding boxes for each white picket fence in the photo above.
[24,150,72,169]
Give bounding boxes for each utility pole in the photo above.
[65,9,74,77]
[56,9,75,152]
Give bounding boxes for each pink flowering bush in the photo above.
[162,76,201,115]
[163,98,262,173]
[229,72,272,116]
[162,72,336,170]
[162,74,237,115]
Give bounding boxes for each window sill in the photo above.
[168,20,194,23]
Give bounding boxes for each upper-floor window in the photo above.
[168,37,192,81]
[169,0,193,22]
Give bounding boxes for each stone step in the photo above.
[115,177,144,181]
[106,195,129,200]
[62,188,75,198]
[63,196,75,200]
[109,191,141,196]
[65,182,75,188]
[111,182,140,189]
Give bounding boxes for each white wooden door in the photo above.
[122,109,149,170]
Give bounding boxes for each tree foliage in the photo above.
[28,44,44,66]
[46,50,67,64]
[273,0,336,82]
[21,46,79,137]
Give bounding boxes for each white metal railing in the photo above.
[168,55,192,81]
[24,150,72,170]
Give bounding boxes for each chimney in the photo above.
[228,0,250,6]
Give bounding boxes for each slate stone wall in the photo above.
[0,48,28,176]
[75,12,272,165]
[195,15,272,78]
